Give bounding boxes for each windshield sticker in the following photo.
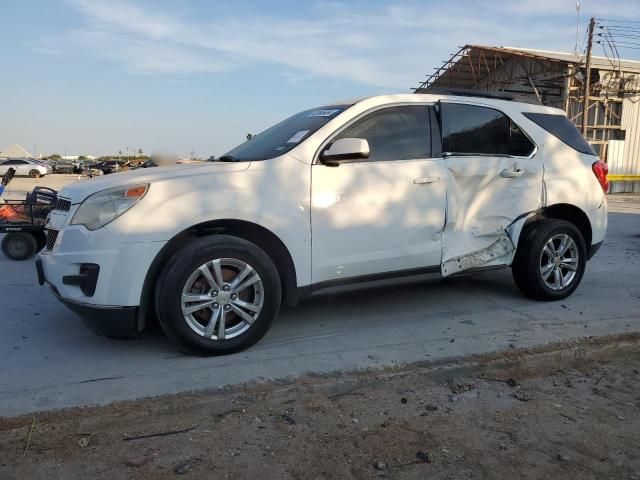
[306,109,340,118]
[286,130,310,143]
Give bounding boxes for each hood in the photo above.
[59,162,251,204]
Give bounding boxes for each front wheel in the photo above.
[29,170,41,179]
[512,219,587,301]
[155,235,281,355]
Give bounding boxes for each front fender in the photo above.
[105,160,312,285]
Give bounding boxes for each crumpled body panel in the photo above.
[441,154,544,276]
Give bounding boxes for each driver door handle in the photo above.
[500,168,526,178]
[413,176,440,185]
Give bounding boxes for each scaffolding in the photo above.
[414,44,640,161]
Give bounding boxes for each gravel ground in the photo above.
[1,335,639,480]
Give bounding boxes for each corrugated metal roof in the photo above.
[491,45,640,73]
[416,44,640,93]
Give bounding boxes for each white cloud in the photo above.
[38,0,640,88]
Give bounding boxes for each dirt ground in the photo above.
[1,335,639,480]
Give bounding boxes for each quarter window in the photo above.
[522,112,596,155]
[335,106,431,162]
[441,103,535,157]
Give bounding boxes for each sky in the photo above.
[2,0,640,158]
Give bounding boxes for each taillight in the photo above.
[592,160,609,193]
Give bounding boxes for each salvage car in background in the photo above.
[51,160,79,174]
[83,160,129,175]
[37,92,608,355]
[0,158,51,178]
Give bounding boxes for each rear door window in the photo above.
[441,103,535,157]
[522,112,596,155]
[335,105,431,162]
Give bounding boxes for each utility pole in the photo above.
[581,17,595,135]
[574,2,581,54]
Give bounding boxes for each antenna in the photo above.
[574,1,581,54]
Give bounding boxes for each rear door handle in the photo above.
[413,176,440,185]
[500,168,526,178]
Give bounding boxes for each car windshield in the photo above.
[221,105,351,161]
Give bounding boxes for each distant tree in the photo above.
[138,148,143,156]
[118,150,123,157]
[78,155,87,161]
[50,154,61,159]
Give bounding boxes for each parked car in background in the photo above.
[51,159,79,174]
[0,158,51,178]
[38,92,607,355]
[83,160,127,175]
[101,160,121,174]
[131,159,157,169]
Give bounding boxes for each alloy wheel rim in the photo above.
[181,258,264,340]
[539,234,579,291]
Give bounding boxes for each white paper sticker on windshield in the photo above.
[286,130,310,143]
[306,109,340,118]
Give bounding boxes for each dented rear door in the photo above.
[438,102,544,276]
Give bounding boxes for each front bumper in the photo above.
[36,260,139,337]
[37,217,166,336]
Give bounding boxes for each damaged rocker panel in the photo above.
[440,210,539,277]
[441,236,515,276]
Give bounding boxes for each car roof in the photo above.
[339,93,564,115]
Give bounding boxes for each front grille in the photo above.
[55,198,71,211]
[45,229,59,250]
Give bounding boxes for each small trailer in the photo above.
[0,168,58,260]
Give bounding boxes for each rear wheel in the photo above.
[29,169,41,179]
[155,235,281,355]
[1,232,38,260]
[512,219,586,301]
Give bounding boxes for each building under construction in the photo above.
[415,44,640,192]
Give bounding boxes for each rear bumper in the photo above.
[588,240,603,260]
[586,198,608,247]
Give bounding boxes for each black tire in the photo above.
[32,231,46,253]
[1,232,38,260]
[512,219,587,301]
[155,235,281,355]
[29,169,41,178]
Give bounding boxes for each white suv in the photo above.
[37,93,608,355]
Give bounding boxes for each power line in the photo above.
[602,45,640,51]
[598,25,640,32]
[598,40,640,47]
[596,18,640,24]
[600,33,640,40]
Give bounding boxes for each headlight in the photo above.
[71,184,149,230]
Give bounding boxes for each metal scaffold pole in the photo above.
[581,17,595,135]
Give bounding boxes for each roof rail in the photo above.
[415,87,517,101]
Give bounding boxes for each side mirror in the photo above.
[321,138,370,166]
